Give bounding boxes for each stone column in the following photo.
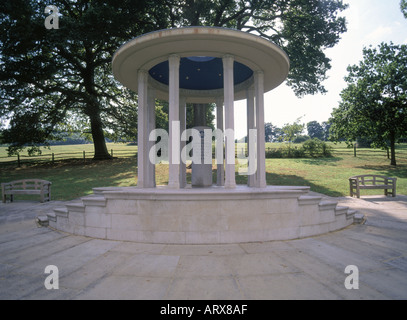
[193,104,207,127]
[255,71,266,188]
[216,98,225,186]
[137,69,149,188]
[168,54,181,189]
[147,87,156,188]
[179,96,187,188]
[246,87,256,187]
[222,55,236,189]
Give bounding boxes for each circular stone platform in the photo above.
[47,186,358,244]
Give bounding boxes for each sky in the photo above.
[232,0,407,140]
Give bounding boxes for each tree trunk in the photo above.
[390,131,397,166]
[89,111,112,160]
[83,56,112,161]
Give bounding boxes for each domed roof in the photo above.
[112,27,290,103]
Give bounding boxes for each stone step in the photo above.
[54,207,69,218]
[335,206,349,216]
[66,202,85,213]
[346,209,357,220]
[81,196,106,207]
[353,212,365,224]
[36,215,49,227]
[47,211,56,222]
[92,187,125,195]
[298,195,323,206]
[318,201,338,211]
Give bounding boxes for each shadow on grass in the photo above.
[293,156,343,166]
[1,157,348,201]
[233,170,343,198]
[353,164,407,179]
[0,158,138,201]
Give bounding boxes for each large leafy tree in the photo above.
[163,0,348,96]
[329,43,407,166]
[401,0,407,18]
[0,0,157,159]
[280,118,305,142]
[307,121,324,140]
[1,0,348,158]
[265,122,281,142]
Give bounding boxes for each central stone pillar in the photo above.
[193,104,207,127]
[191,103,212,188]
[191,126,213,188]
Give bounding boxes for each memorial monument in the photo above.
[44,27,360,243]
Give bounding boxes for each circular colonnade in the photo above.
[45,27,358,244]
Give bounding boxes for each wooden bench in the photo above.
[349,175,397,198]
[1,179,52,203]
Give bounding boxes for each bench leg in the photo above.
[385,188,396,197]
[349,185,357,198]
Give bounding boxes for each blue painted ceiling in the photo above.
[149,57,253,90]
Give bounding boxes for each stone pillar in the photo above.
[193,104,207,127]
[254,71,266,188]
[137,69,149,188]
[246,87,256,187]
[147,87,156,188]
[179,96,187,188]
[216,98,225,186]
[168,54,180,189]
[223,55,236,189]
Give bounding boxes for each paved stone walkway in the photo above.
[0,194,406,300]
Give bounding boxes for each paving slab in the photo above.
[0,194,406,300]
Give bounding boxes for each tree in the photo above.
[265,122,281,142]
[280,118,305,143]
[307,121,324,140]
[0,0,158,159]
[164,0,348,97]
[1,0,348,157]
[401,0,407,18]
[321,121,331,141]
[279,118,305,157]
[329,42,407,166]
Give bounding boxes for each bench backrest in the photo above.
[350,175,396,186]
[2,180,51,190]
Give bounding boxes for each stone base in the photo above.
[47,186,359,244]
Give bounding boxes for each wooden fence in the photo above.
[1,144,406,167]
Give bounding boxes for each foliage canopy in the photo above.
[0,0,348,158]
[329,42,407,166]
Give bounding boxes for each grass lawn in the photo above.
[0,142,406,201]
